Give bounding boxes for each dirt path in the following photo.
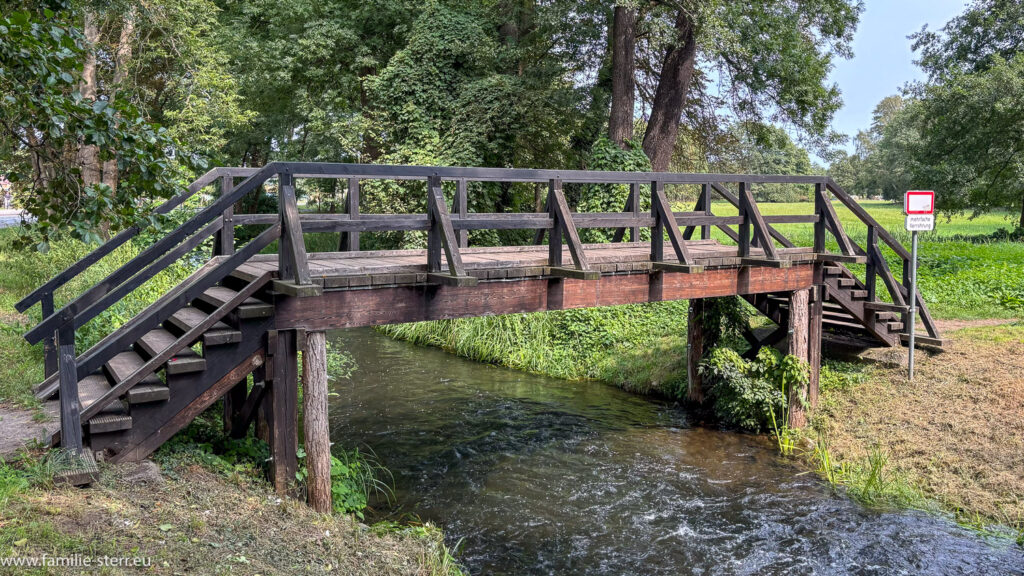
[934,317,1019,332]
[0,404,52,459]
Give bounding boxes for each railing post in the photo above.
[339,178,360,252]
[738,182,751,257]
[650,180,663,262]
[278,171,311,286]
[629,182,641,242]
[865,225,878,301]
[57,323,82,455]
[813,182,826,254]
[456,178,468,248]
[42,292,58,377]
[701,183,712,240]
[213,175,235,257]
[548,178,564,267]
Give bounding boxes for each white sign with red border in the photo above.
[905,190,935,231]
[905,191,934,214]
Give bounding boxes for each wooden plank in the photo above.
[738,182,779,259]
[651,181,694,265]
[135,329,206,375]
[278,172,311,285]
[213,175,235,257]
[165,307,241,346]
[547,178,592,272]
[56,324,82,454]
[276,264,816,330]
[816,185,857,256]
[427,175,468,277]
[863,301,909,313]
[455,179,468,247]
[270,330,299,495]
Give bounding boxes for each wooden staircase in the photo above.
[36,267,275,463]
[745,260,944,350]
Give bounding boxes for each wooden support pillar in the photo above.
[255,361,270,443]
[687,299,705,403]
[302,331,331,513]
[57,324,83,455]
[787,288,810,428]
[339,178,360,251]
[268,329,299,495]
[808,269,824,411]
[223,377,248,436]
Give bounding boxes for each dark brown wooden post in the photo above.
[650,180,664,262]
[701,183,712,240]
[808,276,823,411]
[339,178,360,252]
[629,182,641,242]
[738,182,751,257]
[427,177,443,272]
[865,225,878,301]
[302,331,331,513]
[57,323,83,454]
[278,172,311,286]
[213,175,234,257]
[41,292,58,377]
[455,178,468,248]
[223,378,247,436]
[268,328,299,495]
[813,183,826,254]
[548,178,563,267]
[788,288,811,428]
[687,299,705,403]
[255,356,271,444]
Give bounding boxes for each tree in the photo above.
[911,0,1024,80]
[877,56,1024,226]
[608,4,637,147]
[0,3,183,248]
[711,122,815,201]
[631,0,861,171]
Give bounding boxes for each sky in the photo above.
[827,0,968,152]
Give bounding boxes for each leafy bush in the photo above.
[699,347,808,433]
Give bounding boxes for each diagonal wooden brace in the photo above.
[651,181,696,266]
[427,176,476,285]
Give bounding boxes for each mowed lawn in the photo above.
[677,199,1024,320]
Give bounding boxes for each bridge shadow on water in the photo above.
[326,327,1021,576]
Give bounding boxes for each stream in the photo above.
[326,328,1023,575]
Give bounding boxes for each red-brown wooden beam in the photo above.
[275,264,815,331]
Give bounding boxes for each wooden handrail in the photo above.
[24,164,278,345]
[15,167,228,313]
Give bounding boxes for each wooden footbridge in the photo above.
[17,163,941,493]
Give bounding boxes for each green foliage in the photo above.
[576,137,651,243]
[295,446,393,519]
[711,122,818,202]
[699,347,808,435]
[0,4,188,247]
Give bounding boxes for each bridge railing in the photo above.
[18,162,938,453]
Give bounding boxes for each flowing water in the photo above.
[327,328,1023,575]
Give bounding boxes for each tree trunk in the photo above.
[787,288,810,428]
[1019,196,1024,229]
[101,10,137,195]
[77,11,101,189]
[302,331,332,513]
[608,6,636,147]
[642,9,699,171]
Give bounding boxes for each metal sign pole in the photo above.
[908,230,918,381]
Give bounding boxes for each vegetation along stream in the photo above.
[327,328,1023,575]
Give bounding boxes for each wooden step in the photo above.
[824,266,843,276]
[196,286,273,319]
[135,329,206,375]
[837,278,857,288]
[900,333,947,348]
[823,318,871,332]
[104,351,169,405]
[88,413,133,434]
[46,375,132,435]
[875,311,899,321]
[823,310,856,322]
[849,290,868,300]
[126,384,170,405]
[864,301,910,314]
[165,307,242,346]
[887,322,904,332]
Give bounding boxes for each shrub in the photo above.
[699,347,808,433]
